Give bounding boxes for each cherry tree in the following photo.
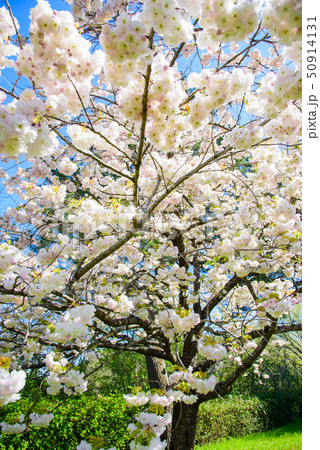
[0,0,301,449]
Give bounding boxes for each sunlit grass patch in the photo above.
[195,420,302,450]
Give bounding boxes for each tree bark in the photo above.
[168,402,199,450]
[145,356,172,444]
[145,355,168,390]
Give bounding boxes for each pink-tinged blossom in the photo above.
[156,309,200,338]
[29,412,54,427]
[16,0,103,116]
[262,0,301,45]
[76,441,93,450]
[138,0,193,47]
[0,243,23,277]
[0,7,19,71]
[198,340,227,361]
[46,305,95,343]
[123,391,149,407]
[0,422,26,434]
[181,394,198,405]
[130,436,166,450]
[128,411,172,446]
[184,372,218,395]
[147,392,174,407]
[57,157,78,176]
[0,369,26,406]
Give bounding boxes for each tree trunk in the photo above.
[145,356,168,390]
[144,357,199,449]
[145,356,172,444]
[168,401,199,450]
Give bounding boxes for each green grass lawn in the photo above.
[195,420,302,450]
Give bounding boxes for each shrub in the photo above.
[0,395,138,450]
[195,395,266,446]
[195,391,302,447]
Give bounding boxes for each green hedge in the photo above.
[195,396,265,446]
[195,392,302,447]
[0,395,138,450]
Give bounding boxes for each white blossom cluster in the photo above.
[198,340,227,362]
[47,369,88,396]
[212,238,235,259]
[166,386,198,405]
[264,103,301,143]
[148,392,174,407]
[100,12,152,88]
[116,53,186,135]
[46,304,95,343]
[145,56,188,151]
[36,243,63,265]
[123,391,149,407]
[187,69,254,128]
[16,0,103,116]
[0,89,58,159]
[67,121,122,153]
[100,13,151,64]
[29,412,54,427]
[44,352,69,374]
[254,65,301,118]
[226,126,263,150]
[180,394,198,405]
[283,43,302,71]
[105,294,135,317]
[26,267,68,301]
[185,372,217,395]
[57,156,78,176]
[197,0,262,50]
[0,368,26,406]
[138,0,193,46]
[17,180,66,205]
[168,368,217,395]
[246,146,282,189]
[70,199,136,237]
[123,390,174,408]
[259,294,291,319]
[0,243,23,278]
[261,0,301,45]
[156,309,200,339]
[0,422,26,434]
[0,7,18,43]
[0,7,19,72]
[128,412,172,450]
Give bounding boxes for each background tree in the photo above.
[0,0,301,449]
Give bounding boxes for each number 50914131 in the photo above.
[307,17,317,78]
